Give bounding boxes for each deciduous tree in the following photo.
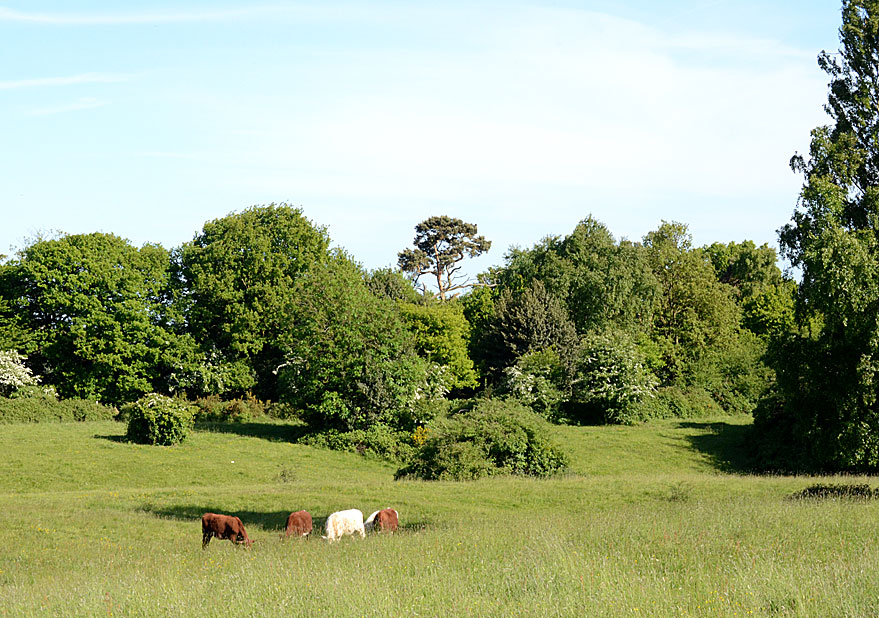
[0,233,195,403]
[755,0,879,470]
[277,252,429,431]
[174,204,331,399]
[496,216,658,334]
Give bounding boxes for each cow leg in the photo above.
[202,531,212,549]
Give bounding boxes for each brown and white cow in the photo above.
[201,512,253,549]
[365,508,399,533]
[285,510,313,538]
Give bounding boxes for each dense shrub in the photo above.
[688,330,770,414]
[398,301,478,390]
[124,393,195,446]
[635,386,724,421]
[191,394,267,423]
[396,399,569,481]
[299,423,416,462]
[791,484,878,501]
[264,401,299,420]
[475,279,578,378]
[500,348,569,421]
[568,330,658,424]
[0,389,117,424]
[174,204,332,400]
[1,234,198,404]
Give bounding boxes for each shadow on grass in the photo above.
[139,504,429,536]
[94,433,128,443]
[93,421,316,445]
[142,503,296,532]
[194,421,314,443]
[679,420,755,474]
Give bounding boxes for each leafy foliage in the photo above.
[637,386,723,420]
[365,267,423,304]
[299,423,416,462]
[396,399,569,480]
[190,394,268,423]
[569,330,658,424]
[688,329,771,414]
[496,217,659,334]
[277,252,430,431]
[398,301,478,390]
[0,390,116,424]
[500,348,569,421]
[755,0,879,471]
[740,281,797,339]
[123,393,195,446]
[475,279,578,377]
[174,204,331,399]
[702,241,795,340]
[702,241,784,298]
[643,222,741,385]
[398,216,491,300]
[0,233,197,404]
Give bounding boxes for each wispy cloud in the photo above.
[0,5,326,25]
[0,72,131,90]
[26,97,108,116]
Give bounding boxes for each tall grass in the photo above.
[1,417,878,617]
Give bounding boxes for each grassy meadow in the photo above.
[1,416,878,617]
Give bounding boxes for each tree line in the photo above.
[0,206,787,429]
[1,0,877,474]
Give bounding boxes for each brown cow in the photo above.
[371,508,398,533]
[201,512,253,549]
[285,510,313,538]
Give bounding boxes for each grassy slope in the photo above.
[1,417,877,617]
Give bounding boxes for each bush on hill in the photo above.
[499,348,569,422]
[123,393,195,446]
[567,330,658,425]
[299,423,416,462]
[396,398,569,481]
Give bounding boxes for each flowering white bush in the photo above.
[572,331,658,424]
[501,349,568,421]
[0,350,39,397]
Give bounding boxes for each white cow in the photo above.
[322,509,365,541]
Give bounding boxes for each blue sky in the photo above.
[1,1,841,281]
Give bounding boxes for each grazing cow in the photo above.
[374,508,399,533]
[322,509,365,542]
[201,512,253,549]
[285,510,313,538]
[365,508,399,533]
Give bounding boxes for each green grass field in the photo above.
[1,416,877,617]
